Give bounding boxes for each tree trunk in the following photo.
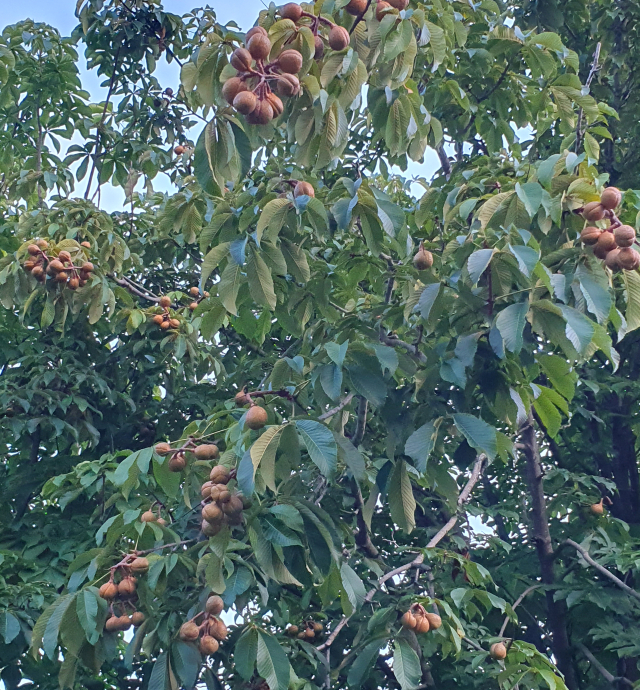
[520,414,579,690]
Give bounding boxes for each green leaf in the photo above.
[477,192,513,229]
[257,199,291,244]
[281,239,310,283]
[256,631,291,690]
[404,421,436,474]
[218,260,243,315]
[559,306,595,355]
[43,593,76,660]
[347,365,387,407]
[75,588,101,645]
[417,283,441,321]
[234,628,258,681]
[340,563,366,615]
[250,425,285,492]
[347,639,384,686]
[537,354,576,401]
[388,460,416,534]
[393,638,421,690]
[247,246,277,310]
[0,611,21,644]
[334,432,366,481]
[623,270,640,334]
[467,248,495,284]
[576,264,611,324]
[533,386,564,438]
[200,242,230,289]
[495,301,529,353]
[453,413,497,460]
[296,420,337,477]
[172,640,201,690]
[148,651,169,690]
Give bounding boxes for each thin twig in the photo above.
[498,584,542,637]
[135,539,195,556]
[349,0,372,35]
[379,328,428,364]
[577,642,633,687]
[318,393,355,421]
[109,274,162,303]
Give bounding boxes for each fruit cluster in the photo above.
[200,465,247,536]
[22,240,94,289]
[280,2,351,58]
[178,595,228,656]
[99,554,149,632]
[285,619,324,639]
[400,604,442,634]
[413,241,434,270]
[155,439,220,473]
[580,187,640,271]
[140,505,168,526]
[151,295,181,331]
[234,390,269,430]
[188,285,209,311]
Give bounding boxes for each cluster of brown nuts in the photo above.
[99,554,149,632]
[23,240,94,289]
[188,285,210,311]
[373,0,410,21]
[179,595,228,655]
[234,390,268,430]
[200,465,247,535]
[580,187,640,271]
[413,241,434,270]
[140,505,168,526]
[151,295,181,330]
[280,3,351,59]
[286,619,324,639]
[155,439,220,473]
[400,604,442,634]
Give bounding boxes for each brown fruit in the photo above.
[583,201,605,222]
[141,510,157,522]
[160,321,171,330]
[297,632,305,639]
[174,145,185,155]
[580,226,601,245]
[31,266,45,279]
[233,91,258,115]
[105,616,120,632]
[194,444,220,460]
[202,520,223,537]
[247,33,271,61]
[190,301,199,311]
[400,611,417,629]
[600,187,622,210]
[179,621,200,641]
[24,260,36,271]
[294,181,315,198]
[490,642,507,660]
[82,262,94,272]
[425,612,442,630]
[200,635,220,655]
[36,239,49,249]
[169,318,180,329]
[376,1,395,21]
[218,490,232,504]
[246,99,274,125]
[27,244,40,255]
[230,47,253,72]
[153,314,164,325]
[278,49,303,74]
[276,73,301,98]
[593,243,610,260]
[81,241,92,249]
[118,576,137,597]
[235,390,251,406]
[202,502,223,523]
[157,517,168,526]
[287,625,299,636]
[211,618,228,641]
[245,405,268,430]
[414,616,431,634]
[131,611,146,626]
[346,0,368,14]
[69,277,80,290]
[222,77,248,104]
[617,247,640,271]
[590,500,604,515]
[168,453,186,472]
[413,248,433,270]
[245,26,268,42]
[201,481,213,499]
[328,25,350,51]
[614,224,636,248]
[210,465,230,484]
[155,442,172,456]
[227,511,244,526]
[388,0,409,8]
[48,259,64,273]
[596,231,617,253]
[79,279,87,287]
[266,92,284,117]
[314,36,325,59]
[223,495,244,515]
[55,271,68,283]
[189,286,200,296]
[313,622,323,633]
[281,3,303,21]
[210,485,222,502]
[159,296,171,308]
[305,628,315,638]
[604,248,621,271]
[130,557,149,574]
[58,251,71,263]
[99,582,118,600]
[205,595,225,615]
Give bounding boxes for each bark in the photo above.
[520,414,578,690]
[610,396,640,525]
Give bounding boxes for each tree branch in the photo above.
[318,393,355,421]
[351,396,368,447]
[498,584,542,637]
[379,328,428,364]
[349,0,372,35]
[317,454,487,651]
[109,274,162,303]
[577,642,634,687]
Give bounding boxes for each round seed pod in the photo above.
[600,187,622,210]
[222,77,248,104]
[580,226,601,245]
[314,35,325,59]
[200,635,220,655]
[414,615,431,634]
[594,243,611,260]
[179,622,200,641]
[210,486,222,502]
[590,500,605,515]
[276,73,301,98]
[201,520,223,537]
[305,628,315,638]
[218,490,232,504]
[58,251,71,263]
[245,26,268,42]
[230,48,253,72]
[425,612,442,630]
[81,241,91,248]
[141,510,157,522]
[376,1,396,21]
[286,625,299,636]
[617,247,640,271]
[210,465,230,484]
[233,91,258,115]
[596,231,617,253]
[614,224,636,248]
[328,25,350,51]
[99,582,118,600]
[157,517,168,526]
[202,502,223,523]
[201,481,213,499]
[583,201,605,222]
[190,301,199,311]
[297,631,305,639]
[169,318,180,329]
[82,262,94,272]
[105,616,120,632]
[189,286,200,296]
[388,0,409,8]
[490,642,507,660]
[278,49,303,74]
[31,266,45,279]
[27,244,40,255]
[194,444,220,460]
[36,239,49,249]
[118,576,137,597]
[281,3,303,21]
[235,391,251,406]
[205,595,225,615]
[159,296,171,308]
[346,0,368,14]
[155,442,172,456]
[222,495,244,515]
[48,259,64,273]
[246,99,274,125]
[294,181,315,198]
[245,405,268,430]
[210,618,228,641]
[160,321,171,330]
[313,621,323,633]
[153,314,164,325]
[413,248,433,270]
[130,557,149,574]
[131,611,146,626]
[400,611,417,629]
[23,260,36,271]
[174,145,185,155]
[604,248,621,271]
[227,511,244,526]
[247,33,271,61]
[168,453,186,472]
[55,271,69,283]
[266,92,284,117]
[69,277,80,290]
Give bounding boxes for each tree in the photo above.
[1,1,640,689]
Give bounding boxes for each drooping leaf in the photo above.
[388,460,416,534]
